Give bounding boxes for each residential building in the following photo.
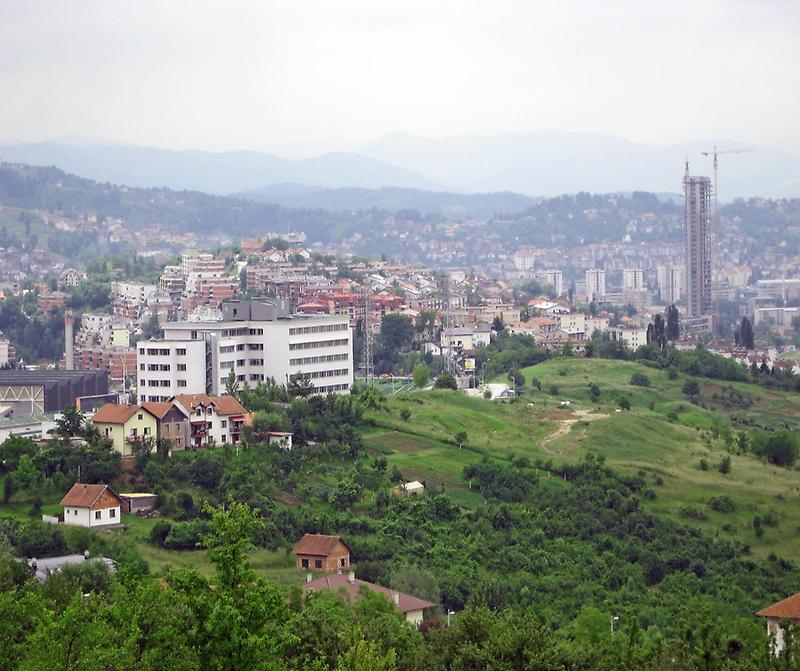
[585,269,606,300]
[757,593,800,654]
[440,325,491,352]
[138,299,353,397]
[58,268,86,287]
[172,393,247,447]
[657,265,682,303]
[140,400,190,450]
[622,268,644,291]
[137,339,207,402]
[27,552,116,583]
[60,483,122,528]
[608,327,648,350]
[303,572,437,626]
[294,533,351,572]
[684,165,713,318]
[91,403,159,456]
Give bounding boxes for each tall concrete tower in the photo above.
[684,163,712,318]
[64,308,74,370]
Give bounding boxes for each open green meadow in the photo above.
[363,358,800,559]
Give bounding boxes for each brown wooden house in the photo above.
[293,534,351,572]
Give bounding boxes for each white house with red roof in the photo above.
[757,592,800,653]
[60,483,122,528]
[303,570,437,626]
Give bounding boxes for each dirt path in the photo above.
[540,409,608,454]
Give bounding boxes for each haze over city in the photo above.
[2,0,799,155]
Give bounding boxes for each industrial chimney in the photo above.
[64,309,74,370]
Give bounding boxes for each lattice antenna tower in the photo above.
[362,287,374,385]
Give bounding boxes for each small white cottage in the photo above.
[60,483,122,528]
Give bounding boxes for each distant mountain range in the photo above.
[357,132,800,199]
[0,142,438,194]
[2,131,800,200]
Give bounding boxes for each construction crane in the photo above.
[700,146,753,336]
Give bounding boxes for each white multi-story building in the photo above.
[536,269,563,296]
[622,268,644,291]
[136,299,353,401]
[608,327,648,350]
[657,265,683,303]
[137,340,207,403]
[585,269,606,300]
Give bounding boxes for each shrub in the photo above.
[679,506,708,522]
[399,408,411,421]
[149,520,172,547]
[434,372,457,390]
[549,384,559,396]
[630,372,651,387]
[682,380,700,398]
[707,495,736,513]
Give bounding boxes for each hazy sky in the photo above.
[1,0,799,155]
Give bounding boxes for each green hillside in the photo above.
[364,358,800,558]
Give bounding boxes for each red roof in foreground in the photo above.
[303,573,437,614]
[757,593,800,619]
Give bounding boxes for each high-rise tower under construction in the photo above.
[684,163,712,319]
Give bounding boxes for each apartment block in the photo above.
[622,268,644,291]
[585,269,606,300]
[136,299,353,401]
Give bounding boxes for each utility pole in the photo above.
[700,146,753,336]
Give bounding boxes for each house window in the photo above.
[110,509,116,518]
[221,420,227,428]
[95,511,101,520]
[138,414,143,420]
[74,509,78,515]
[144,427,150,435]
[301,558,309,568]
[221,435,227,444]
[339,557,346,567]
[314,559,322,569]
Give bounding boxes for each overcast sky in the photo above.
[1,0,798,155]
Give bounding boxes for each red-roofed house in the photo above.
[91,404,159,456]
[60,483,122,528]
[757,593,800,653]
[303,571,437,626]
[172,394,247,447]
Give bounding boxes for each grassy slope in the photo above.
[363,358,800,559]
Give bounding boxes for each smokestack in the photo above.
[64,309,74,370]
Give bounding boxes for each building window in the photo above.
[176,348,187,355]
[314,559,322,569]
[177,363,187,371]
[339,557,346,567]
[95,511,101,520]
[301,558,309,568]
[138,414,143,420]
[74,509,78,515]
[221,435,227,443]
[221,420,227,428]
[178,380,187,387]
[110,509,116,518]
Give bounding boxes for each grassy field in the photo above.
[363,358,800,559]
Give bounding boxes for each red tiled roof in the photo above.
[757,593,800,619]
[303,573,437,613]
[293,534,350,557]
[140,401,188,420]
[91,403,141,425]
[172,394,246,416]
[60,483,120,509]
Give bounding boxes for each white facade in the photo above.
[622,268,644,291]
[585,269,606,300]
[137,340,207,403]
[139,305,353,397]
[657,265,683,303]
[557,312,585,336]
[609,327,648,350]
[544,269,563,296]
[113,282,157,305]
[63,504,121,528]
